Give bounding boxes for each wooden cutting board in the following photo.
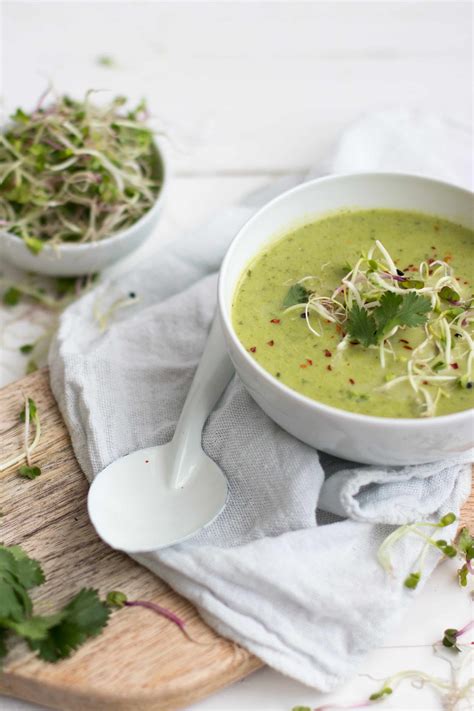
[0,369,472,711]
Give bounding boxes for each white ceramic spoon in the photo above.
[87,316,233,552]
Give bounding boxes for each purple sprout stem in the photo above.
[455,620,474,639]
[124,600,214,646]
[124,599,186,629]
[380,272,406,282]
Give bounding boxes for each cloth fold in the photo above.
[49,111,472,690]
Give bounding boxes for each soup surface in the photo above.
[232,209,474,418]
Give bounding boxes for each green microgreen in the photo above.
[3,287,21,306]
[18,465,41,480]
[439,286,460,302]
[19,344,34,355]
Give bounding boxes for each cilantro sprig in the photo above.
[347,292,431,347]
[282,284,311,309]
[0,544,110,663]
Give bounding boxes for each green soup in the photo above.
[232,209,474,418]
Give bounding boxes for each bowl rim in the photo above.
[218,170,474,429]
[0,136,168,253]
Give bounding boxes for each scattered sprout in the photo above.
[0,395,41,474]
[107,591,214,645]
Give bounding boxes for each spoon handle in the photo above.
[169,314,234,489]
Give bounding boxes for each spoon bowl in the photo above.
[88,443,228,552]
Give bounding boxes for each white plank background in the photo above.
[0,1,473,710]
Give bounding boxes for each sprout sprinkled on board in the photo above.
[281,241,474,416]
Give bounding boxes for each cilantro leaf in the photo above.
[346,304,377,347]
[0,544,110,665]
[282,284,310,308]
[8,546,45,589]
[347,292,431,346]
[373,292,403,331]
[29,589,110,662]
[6,614,63,642]
[395,292,431,328]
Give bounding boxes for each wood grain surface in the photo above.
[0,368,472,711]
[0,369,262,711]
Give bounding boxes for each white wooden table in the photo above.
[0,2,472,710]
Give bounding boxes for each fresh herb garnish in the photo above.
[286,240,473,416]
[282,284,311,308]
[0,544,109,663]
[347,292,431,346]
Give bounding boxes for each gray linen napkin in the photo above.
[49,111,473,691]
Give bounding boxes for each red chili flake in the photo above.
[403,345,414,351]
[451,362,459,370]
[300,363,307,369]
[327,364,333,371]
[249,346,256,353]
[428,258,435,264]
[444,254,452,262]
[464,281,469,285]
[428,269,433,276]
[399,338,409,344]
[267,340,274,347]
[422,380,429,385]
[306,358,313,366]
[349,378,355,385]
[270,318,280,324]
[324,349,332,358]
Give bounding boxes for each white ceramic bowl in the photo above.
[218,173,474,465]
[0,140,167,276]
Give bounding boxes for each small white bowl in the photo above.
[218,173,474,465]
[0,140,168,276]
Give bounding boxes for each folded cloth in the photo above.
[49,111,473,691]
